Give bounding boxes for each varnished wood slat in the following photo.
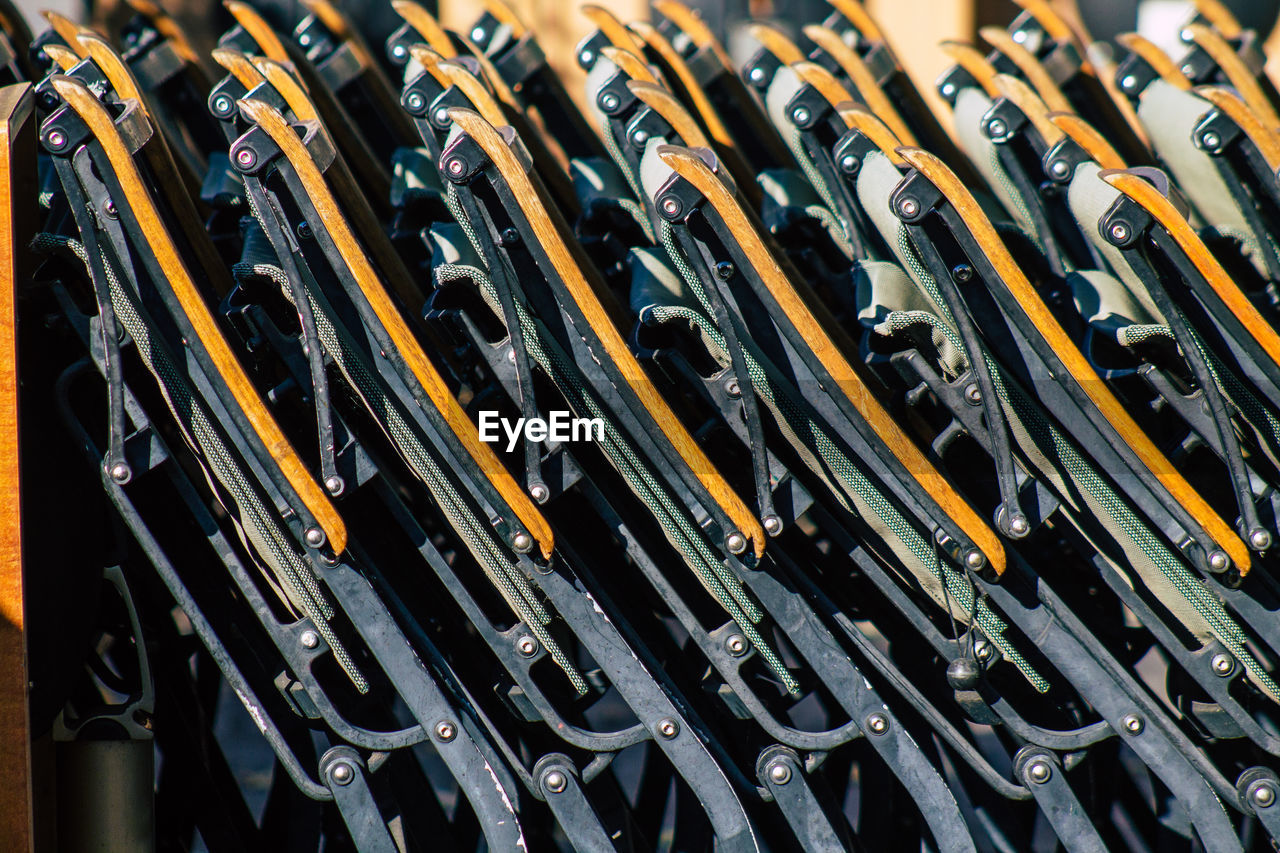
[599,45,656,85]
[1117,33,1191,90]
[653,0,733,70]
[747,22,805,66]
[1048,111,1127,169]
[627,80,709,147]
[993,73,1065,146]
[899,147,1250,574]
[0,82,33,853]
[1193,0,1243,39]
[804,24,918,146]
[791,60,857,124]
[825,0,884,43]
[449,107,766,557]
[629,22,738,156]
[212,47,267,90]
[241,98,555,558]
[1103,168,1280,412]
[54,77,349,554]
[939,41,1001,97]
[41,11,85,56]
[42,43,79,72]
[660,143,1005,573]
[435,58,507,125]
[582,5,645,57]
[223,0,290,64]
[1185,23,1280,128]
[391,0,456,58]
[254,58,321,123]
[1009,0,1077,43]
[406,43,455,87]
[478,0,527,39]
[837,102,905,163]
[1197,85,1280,172]
[979,25,1074,113]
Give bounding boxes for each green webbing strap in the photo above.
[653,221,1046,689]
[35,232,369,692]
[440,186,800,693]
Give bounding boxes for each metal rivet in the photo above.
[725,634,747,656]
[580,49,595,66]
[1109,222,1129,243]
[631,128,649,146]
[839,153,857,173]
[749,66,765,83]
[973,638,994,662]
[507,347,517,363]
[471,27,486,41]
[1120,74,1137,91]
[435,720,457,741]
[46,129,67,150]
[1211,653,1234,676]
[964,384,982,405]
[530,483,549,503]
[763,515,783,536]
[953,263,973,282]
[768,761,792,785]
[600,92,620,112]
[543,769,567,793]
[1027,759,1052,784]
[109,463,131,483]
[1008,514,1029,536]
[946,657,981,689]
[1251,529,1272,550]
[1122,714,1144,734]
[986,118,1007,139]
[235,147,257,169]
[500,227,520,245]
[1182,64,1196,77]
[715,261,735,280]
[898,198,919,218]
[657,718,679,738]
[724,377,741,398]
[964,549,986,570]
[213,95,233,115]
[791,106,810,125]
[940,82,956,97]
[300,630,319,649]
[436,107,452,126]
[866,713,889,734]
[305,527,325,548]
[1208,549,1229,572]
[517,635,538,657]
[325,476,344,495]
[512,531,534,553]
[1200,131,1220,150]
[391,43,407,59]
[405,91,425,112]
[1254,784,1276,808]
[725,532,747,554]
[1012,30,1027,43]
[661,197,681,217]
[331,761,354,785]
[297,221,313,239]
[1050,159,1069,178]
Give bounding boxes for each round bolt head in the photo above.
[1250,529,1272,550]
[946,657,981,690]
[724,377,741,398]
[964,383,982,405]
[763,515,783,537]
[213,95,233,115]
[941,82,956,98]
[657,718,679,739]
[899,198,919,218]
[235,147,256,168]
[964,549,986,570]
[725,634,748,656]
[1109,222,1129,243]
[1012,29,1027,43]
[391,44,407,59]
[1120,74,1138,91]
[300,630,319,649]
[1208,549,1229,572]
[471,27,486,41]
[580,49,595,66]
[1050,159,1069,178]
[631,129,649,146]
[866,713,889,734]
[405,92,424,111]
[725,532,747,554]
[1211,653,1234,676]
[47,129,67,149]
[1027,759,1052,784]
[986,119,1007,139]
[1253,784,1276,808]
[840,154,857,173]
[304,527,325,548]
[600,92,620,112]
[973,638,994,662]
[446,157,465,177]
[1122,713,1144,734]
[791,107,810,125]
[543,769,567,793]
[953,263,974,282]
[749,66,765,83]
[715,261,735,280]
[436,107,452,126]
[109,463,131,483]
[1008,513,1029,536]
[324,476,344,496]
[517,635,538,657]
[1201,131,1220,150]
[331,761,354,785]
[512,531,534,553]
[530,483,549,503]
[661,197,681,217]
[768,761,792,785]
[435,720,457,741]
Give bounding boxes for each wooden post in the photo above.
[0,82,34,853]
